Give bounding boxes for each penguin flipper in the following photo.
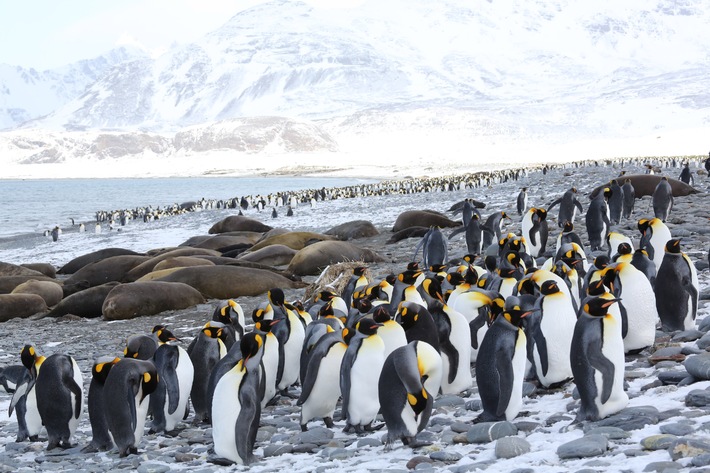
[494,351,515,419]
[529,221,539,247]
[547,198,562,211]
[586,343,615,404]
[339,343,359,422]
[9,378,31,416]
[618,302,629,339]
[469,311,487,350]
[65,372,83,418]
[574,199,583,213]
[298,349,325,405]
[392,344,424,394]
[236,373,260,465]
[162,351,181,416]
[440,339,459,385]
[449,226,466,240]
[533,326,549,377]
[128,378,140,435]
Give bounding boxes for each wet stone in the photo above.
[692,453,710,467]
[686,389,710,407]
[495,437,531,459]
[434,395,465,408]
[673,330,704,342]
[450,421,471,433]
[684,353,710,380]
[465,400,482,411]
[643,462,683,472]
[696,332,710,350]
[660,422,696,436]
[586,406,660,431]
[466,421,518,443]
[557,434,608,459]
[429,450,462,462]
[585,426,631,440]
[658,370,692,385]
[669,438,710,460]
[406,456,433,470]
[136,465,171,473]
[641,434,678,450]
[263,444,293,457]
[514,421,541,433]
[291,426,334,445]
[320,447,353,460]
[357,438,382,448]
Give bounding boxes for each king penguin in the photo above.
[521,208,548,258]
[571,295,628,422]
[84,356,121,453]
[475,308,530,422]
[340,319,386,433]
[150,329,194,433]
[516,188,528,216]
[621,178,635,220]
[638,218,672,273]
[585,187,611,252]
[102,358,158,457]
[655,239,699,331]
[652,176,674,222]
[378,341,443,447]
[187,324,227,423]
[547,188,583,228]
[9,345,46,442]
[211,333,264,465]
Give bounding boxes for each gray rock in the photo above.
[685,353,710,380]
[672,330,704,342]
[557,434,608,459]
[585,426,631,440]
[514,421,541,433]
[429,450,462,462]
[466,421,518,443]
[692,453,710,467]
[585,406,660,431]
[495,437,531,459]
[263,444,294,457]
[357,438,383,448]
[434,395,465,408]
[641,434,678,450]
[658,370,693,385]
[686,389,710,407]
[406,456,433,470]
[660,422,696,436]
[319,447,353,460]
[291,427,334,445]
[643,461,683,472]
[137,465,171,473]
[449,421,471,433]
[465,400,482,411]
[698,317,710,332]
[697,332,710,350]
[668,438,710,460]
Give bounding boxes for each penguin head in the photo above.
[406,262,421,271]
[517,277,537,296]
[502,309,531,327]
[593,255,611,269]
[429,264,447,275]
[484,255,497,272]
[422,277,444,302]
[214,303,233,325]
[20,345,44,373]
[140,370,159,400]
[156,327,180,344]
[92,356,121,384]
[665,238,682,254]
[399,269,424,285]
[355,319,382,336]
[637,219,650,235]
[407,389,429,417]
[602,187,612,199]
[353,266,367,277]
[535,208,547,220]
[616,242,633,256]
[201,326,223,340]
[501,211,510,220]
[315,290,337,303]
[540,280,560,296]
[372,306,392,323]
[240,332,263,362]
[562,221,574,233]
[268,288,285,307]
[584,296,620,317]
[357,298,373,314]
[571,187,578,193]
[446,272,465,287]
[254,319,279,334]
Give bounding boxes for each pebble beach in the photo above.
[2,158,710,473]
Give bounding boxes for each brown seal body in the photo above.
[11,280,64,307]
[237,244,298,267]
[287,240,385,276]
[47,282,120,318]
[0,294,48,322]
[123,248,221,282]
[249,231,336,252]
[392,210,461,232]
[102,281,205,320]
[20,263,57,278]
[0,275,56,294]
[153,256,215,272]
[63,255,151,288]
[0,262,46,278]
[387,226,430,243]
[324,220,379,240]
[152,265,305,299]
[591,174,699,199]
[208,215,273,234]
[58,247,144,274]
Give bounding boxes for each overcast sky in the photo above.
[0,0,365,70]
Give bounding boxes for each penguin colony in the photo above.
[43,154,704,239]
[3,157,706,465]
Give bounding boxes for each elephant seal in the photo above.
[46,282,121,318]
[58,248,145,274]
[63,255,151,288]
[20,263,56,279]
[590,174,698,199]
[0,275,56,295]
[287,240,385,276]
[152,265,306,299]
[392,210,462,233]
[249,231,337,252]
[0,294,48,322]
[237,244,298,267]
[136,268,185,282]
[324,220,379,240]
[11,280,63,307]
[153,256,215,272]
[387,226,430,243]
[123,248,221,282]
[0,262,45,278]
[180,232,263,249]
[102,281,206,320]
[208,215,273,234]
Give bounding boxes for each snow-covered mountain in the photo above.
[1,0,709,177]
[0,47,147,131]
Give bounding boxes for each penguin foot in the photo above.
[279,389,299,399]
[58,441,74,449]
[364,422,384,432]
[80,444,99,454]
[28,435,39,442]
[323,417,335,428]
[208,456,235,467]
[300,424,309,432]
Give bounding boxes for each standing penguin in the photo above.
[521,208,548,258]
[482,211,509,249]
[475,309,529,422]
[9,345,46,442]
[655,239,699,332]
[378,341,443,447]
[397,301,441,352]
[528,280,576,388]
[585,188,611,252]
[607,179,624,224]
[84,356,121,453]
[297,328,349,431]
[571,295,628,422]
[270,297,306,395]
[517,188,528,216]
[340,320,386,433]
[652,177,674,222]
[464,214,487,256]
[638,218,672,272]
[621,178,635,220]
[372,306,408,360]
[103,358,158,457]
[188,324,227,423]
[211,333,264,465]
[213,299,246,339]
[547,188,583,228]
[150,331,194,433]
[414,227,448,267]
[679,163,694,185]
